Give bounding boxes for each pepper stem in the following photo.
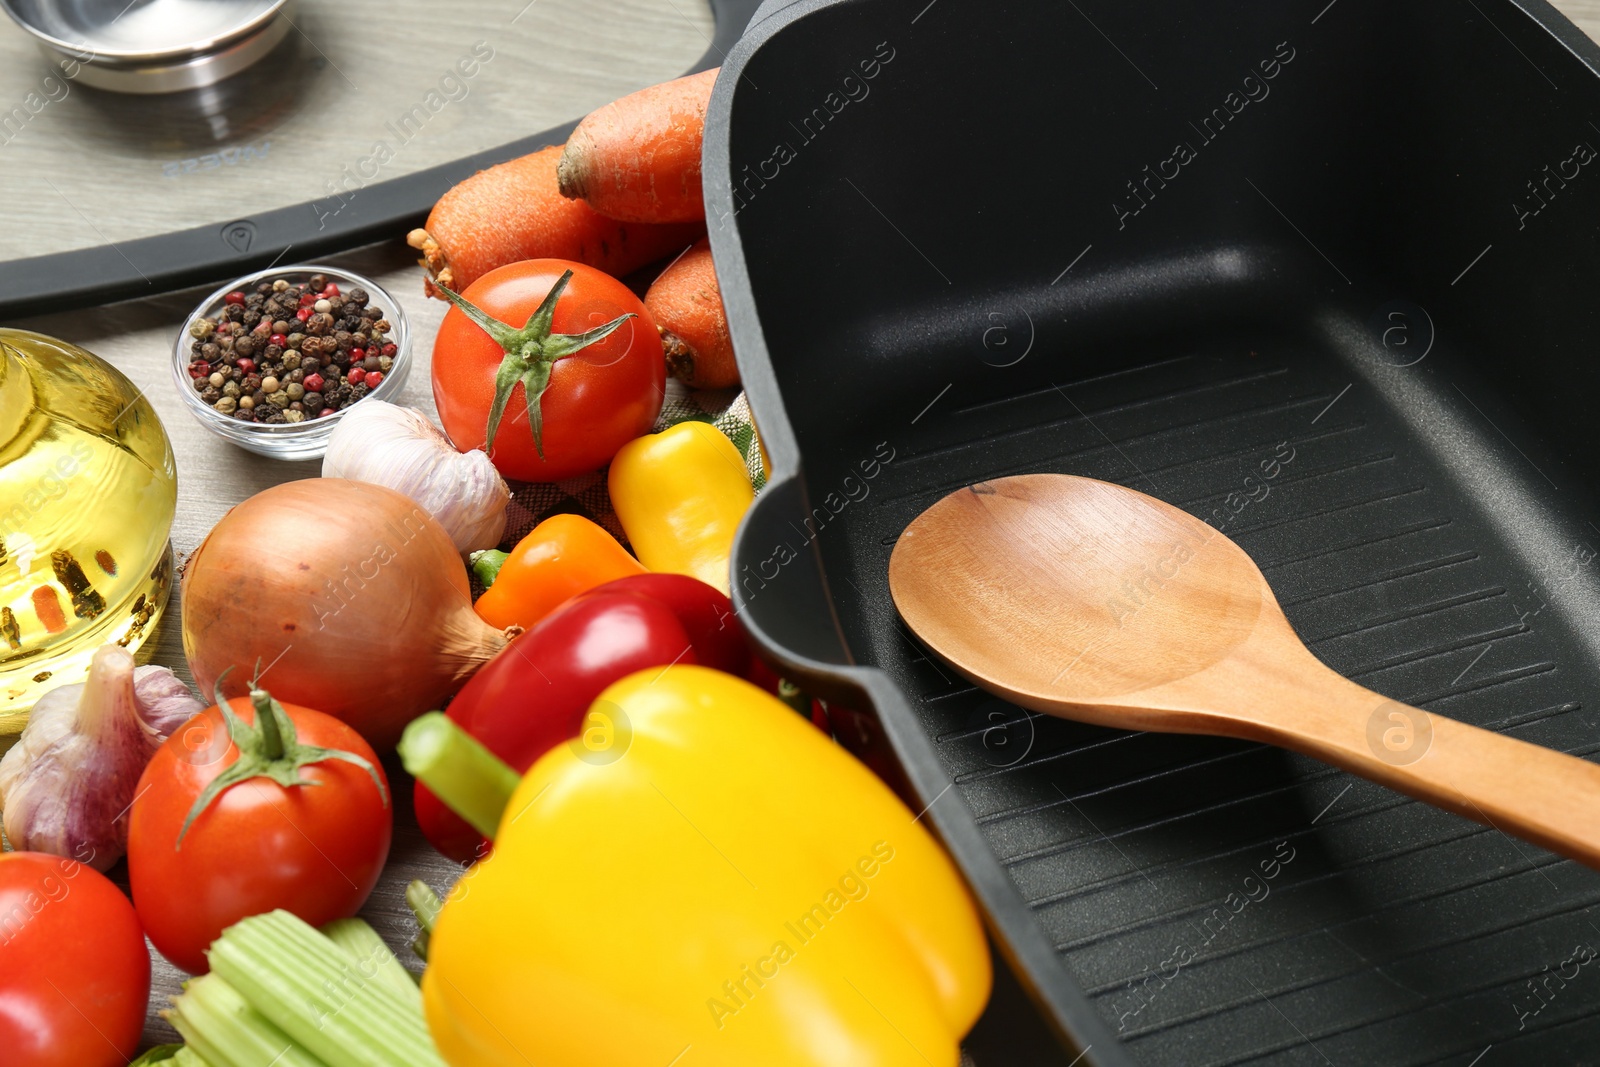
[406,880,443,963]
[469,549,508,588]
[398,712,520,840]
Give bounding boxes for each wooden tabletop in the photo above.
[3,0,1599,1054]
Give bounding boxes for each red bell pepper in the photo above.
[415,573,754,863]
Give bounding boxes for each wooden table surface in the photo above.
[3,0,1600,1056]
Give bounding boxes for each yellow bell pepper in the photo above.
[421,666,992,1067]
[608,422,755,594]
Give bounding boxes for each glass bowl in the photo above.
[171,265,411,461]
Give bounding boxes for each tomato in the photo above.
[431,259,665,481]
[127,692,392,974]
[0,852,149,1067]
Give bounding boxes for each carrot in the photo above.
[406,144,701,298]
[557,68,717,224]
[645,236,738,390]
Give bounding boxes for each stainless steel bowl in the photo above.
[0,0,292,94]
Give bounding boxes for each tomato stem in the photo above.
[252,686,286,761]
[398,712,519,841]
[176,669,389,848]
[428,269,636,460]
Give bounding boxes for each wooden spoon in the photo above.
[889,474,1600,868]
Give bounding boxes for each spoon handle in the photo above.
[1262,670,1600,868]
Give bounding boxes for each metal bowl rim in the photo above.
[0,0,289,64]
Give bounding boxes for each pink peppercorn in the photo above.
[223,291,245,306]
[347,367,366,385]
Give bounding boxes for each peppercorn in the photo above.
[303,391,323,408]
[284,409,306,424]
[215,396,238,414]
[222,382,240,398]
[238,395,255,410]
[286,382,305,400]
[200,386,221,403]
[272,279,290,292]
[261,375,280,393]
[308,274,327,291]
[348,287,368,307]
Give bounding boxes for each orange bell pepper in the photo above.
[470,514,644,631]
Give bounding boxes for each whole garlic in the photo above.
[0,644,204,870]
[323,400,510,553]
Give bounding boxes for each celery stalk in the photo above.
[175,1048,219,1067]
[320,917,421,1003]
[166,973,327,1067]
[208,910,445,1067]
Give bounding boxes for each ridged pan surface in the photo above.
[710,0,1600,1062]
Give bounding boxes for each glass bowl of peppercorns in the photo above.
[172,265,411,460]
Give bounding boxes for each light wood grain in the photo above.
[0,0,712,260]
[890,475,1600,870]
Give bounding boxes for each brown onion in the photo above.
[182,479,512,749]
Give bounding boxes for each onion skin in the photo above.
[181,480,510,749]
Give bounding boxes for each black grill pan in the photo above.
[707,0,1600,1062]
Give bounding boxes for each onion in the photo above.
[182,479,512,749]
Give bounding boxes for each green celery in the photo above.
[320,917,421,1002]
[166,973,326,1067]
[208,910,445,1067]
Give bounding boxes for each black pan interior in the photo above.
[720,0,1600,1062]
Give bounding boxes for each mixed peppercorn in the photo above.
[184,274,398,424]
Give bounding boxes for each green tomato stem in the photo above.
[398,712,519,841]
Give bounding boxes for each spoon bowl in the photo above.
[890,474,1600,868]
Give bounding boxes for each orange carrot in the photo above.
[645,236,738,390]
[557,68,717,224]
[406,144,701,298]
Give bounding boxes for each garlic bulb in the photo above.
[322,401,510,553]
[0,644,204,870]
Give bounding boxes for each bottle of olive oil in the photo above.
[0,330,177,735]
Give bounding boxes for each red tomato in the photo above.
[0,852,149,1067]
[127,697,392,974]
[432,259,665,481]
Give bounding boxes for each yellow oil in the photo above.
[0,329,177,734]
